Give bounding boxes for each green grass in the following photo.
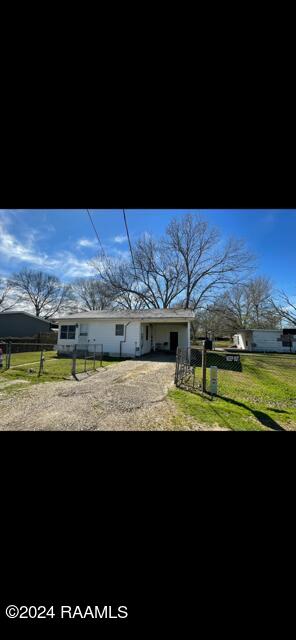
[0,351,118,394]
[214,339,232,348]
[170,354,296,431]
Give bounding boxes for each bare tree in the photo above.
[166,214,254,310]
[92,214,254,311]
[92,234,184,309]
[0,277,17,312]
[114,290,146,311]
[210,277,281,333]
[8,269,71,318]
[70,278,115,311]
[271,290,296,326]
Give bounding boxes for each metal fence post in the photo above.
[202,341,207,392]
[93,344,96,371]
[72,351,77,379]
[38,348,44,377]
[7,342,12,370]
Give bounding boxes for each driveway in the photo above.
[0,359,174,431]
[0,359,223,431]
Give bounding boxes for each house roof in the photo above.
[0,311,51,324]
[57,308,195,322]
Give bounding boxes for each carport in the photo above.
[139,319,191,356]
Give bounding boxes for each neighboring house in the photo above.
[56,309,195,357]
[232,328,296,353]
[0,311,55,338]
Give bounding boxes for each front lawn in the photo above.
[0,351,119,394]
[170,354,296,431]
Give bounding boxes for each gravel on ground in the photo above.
[0,360,228,431]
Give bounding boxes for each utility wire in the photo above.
[123,209,137,275]
[86,209,106,257]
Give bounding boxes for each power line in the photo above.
[86,209,105,256]
[123,209,137,275]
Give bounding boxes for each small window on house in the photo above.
[60,325,76,340]
[146,326,149,341]
[115,324,124,336]
[79,324,88,337]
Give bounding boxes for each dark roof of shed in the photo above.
[0,311,51,324]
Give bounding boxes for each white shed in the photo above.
[56,309,195,358]
[232,329,296,353]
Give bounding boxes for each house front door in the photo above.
[170,332,178,353]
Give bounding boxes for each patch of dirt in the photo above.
[0,360,223,431]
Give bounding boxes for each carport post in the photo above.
[187,322,191,362]
[175,347,180,385]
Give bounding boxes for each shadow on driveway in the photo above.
[140,351,176,363]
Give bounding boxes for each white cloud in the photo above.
[0,220,97,281]
[113,235,127,244]
[76,238,98,249]
[53,252,96,278]
[0,220,48,266]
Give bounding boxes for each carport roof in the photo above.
[58,309,195,321]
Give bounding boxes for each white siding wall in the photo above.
[252,330,296,353]
[57,320,191,356]
[57,320,141,357]
[234,330,296,353]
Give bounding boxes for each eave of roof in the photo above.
[57,309,195,322]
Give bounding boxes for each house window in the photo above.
[146,326,149,341]
[79,324,88,337]
[115,324,124,336]
[60,325,76,340]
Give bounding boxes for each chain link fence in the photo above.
[0,341,8,370]
[0,342,57,377]
[0,341,105,381]
[175,346,242,394]
[71,344,104,380]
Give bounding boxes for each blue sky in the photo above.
[0,209,295,294]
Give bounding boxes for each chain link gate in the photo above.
[71,343,104,380]
[175,347,202,388]
[175,346,242,394]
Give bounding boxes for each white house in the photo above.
[56,309,195,358]
[232,328,296,353]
